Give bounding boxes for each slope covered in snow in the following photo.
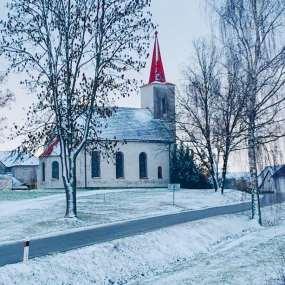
[0,204,284,285]
[0,188,249,243]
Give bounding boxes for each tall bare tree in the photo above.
[178,40,246,193]
[216,47,247,194]
[216,0,285,224]
[0,0,153,217]
[178,41,221,192]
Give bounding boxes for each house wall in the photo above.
[275,177,285,193]
[38,141,170,189]
[11,165,38,187]
[262,174,275,193]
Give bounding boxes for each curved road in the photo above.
[0,194,283,267]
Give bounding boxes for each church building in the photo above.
[38,34,176,189]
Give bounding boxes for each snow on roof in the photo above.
[99,108,174,142]
[40,107,175,157]
[0,151,39,167]
[259,165,284,177]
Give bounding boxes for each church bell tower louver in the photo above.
[141,32,176,137]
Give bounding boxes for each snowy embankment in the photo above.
[0,188,249,243]
[0,204,284,285]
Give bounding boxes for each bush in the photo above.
[170,143,211,189]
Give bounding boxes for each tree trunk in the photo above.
[64,186,77,217]
[247,124,262,225]
[210,169,219,192]
[63,157,77,218]
[220,153,229,195]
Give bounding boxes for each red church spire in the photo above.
[148,32,166,84]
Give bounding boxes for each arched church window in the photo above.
[42,162,45,182]
[52,161,59,179]
[91,151,101,178]
[116,152,124,179]
[158,166,163,179]
[139,152,148,179]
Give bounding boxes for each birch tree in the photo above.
[0,0,153,217]
[216,0,285,224]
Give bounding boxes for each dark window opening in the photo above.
[158,166,163,179]
[116,152,124,179]
[91,151,101,178]
[139,152,148,179]
[161,97,167,115]
[52,161,59,179]
[42,162,45,182]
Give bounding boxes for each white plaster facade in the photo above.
[38,141,170,189]
[39,36,176,190]
[38,80,176,190]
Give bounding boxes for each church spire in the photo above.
[148,32,166,84]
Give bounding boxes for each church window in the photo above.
[91,151,101,178]
[162,97,167,115]
[139,152,148,179]
[42,162,46,182]
[158,166,163,179]
[52,161,59,179]
[116,152,124,179]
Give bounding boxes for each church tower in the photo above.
[141,32,176,127]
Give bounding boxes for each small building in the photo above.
[38,34,176,190]
[0,151,39,189]
[258,165,285,201]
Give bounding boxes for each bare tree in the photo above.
[216,0,285,224]
[178,40,246,193]
[216,47,247,194]
[0,0,153,217]
[0,76,14,135]
[178,41,221,192]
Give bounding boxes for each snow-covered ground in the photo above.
[0,204,284,285]
[0,188,249,243]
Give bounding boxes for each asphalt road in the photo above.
[0,193,283,267]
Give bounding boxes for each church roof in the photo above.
[40,107,174,157]
[100,107,174,142]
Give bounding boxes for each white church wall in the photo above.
[38,141,170,189]
[141,84,155,111]
[38,156,62,189]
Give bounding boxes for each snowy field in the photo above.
[0,204,284,285]
[0,188,249,243]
